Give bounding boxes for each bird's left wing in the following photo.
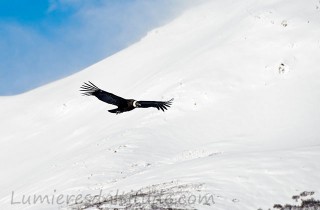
[137,98,174,111]
[80,81,126,106]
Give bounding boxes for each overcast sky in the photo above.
[0,0,200,95]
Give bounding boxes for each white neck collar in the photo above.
[133,100,138,108]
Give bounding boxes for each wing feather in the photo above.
[137,98,173,112]
[80,81,126,106]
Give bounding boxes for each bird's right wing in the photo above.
[80,81,126,106]
[137,98,174,111]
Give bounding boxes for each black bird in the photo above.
[80,81,173,114]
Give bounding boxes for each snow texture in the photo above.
[1,0,320,209]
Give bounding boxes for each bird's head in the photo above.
[133,100,141,108]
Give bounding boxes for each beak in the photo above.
[133,101,141,108]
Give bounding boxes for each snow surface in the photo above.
[1,0,320,209]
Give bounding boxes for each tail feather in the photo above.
[108,108,121,114]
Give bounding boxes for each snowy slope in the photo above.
[1,0,320,209]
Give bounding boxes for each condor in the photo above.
[80,81,173,114]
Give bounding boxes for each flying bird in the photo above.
[80,81,173,114]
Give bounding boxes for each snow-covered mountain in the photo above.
[1,0,320,209]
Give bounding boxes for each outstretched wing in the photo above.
[137,98,174,112]
[80,81,126,106]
